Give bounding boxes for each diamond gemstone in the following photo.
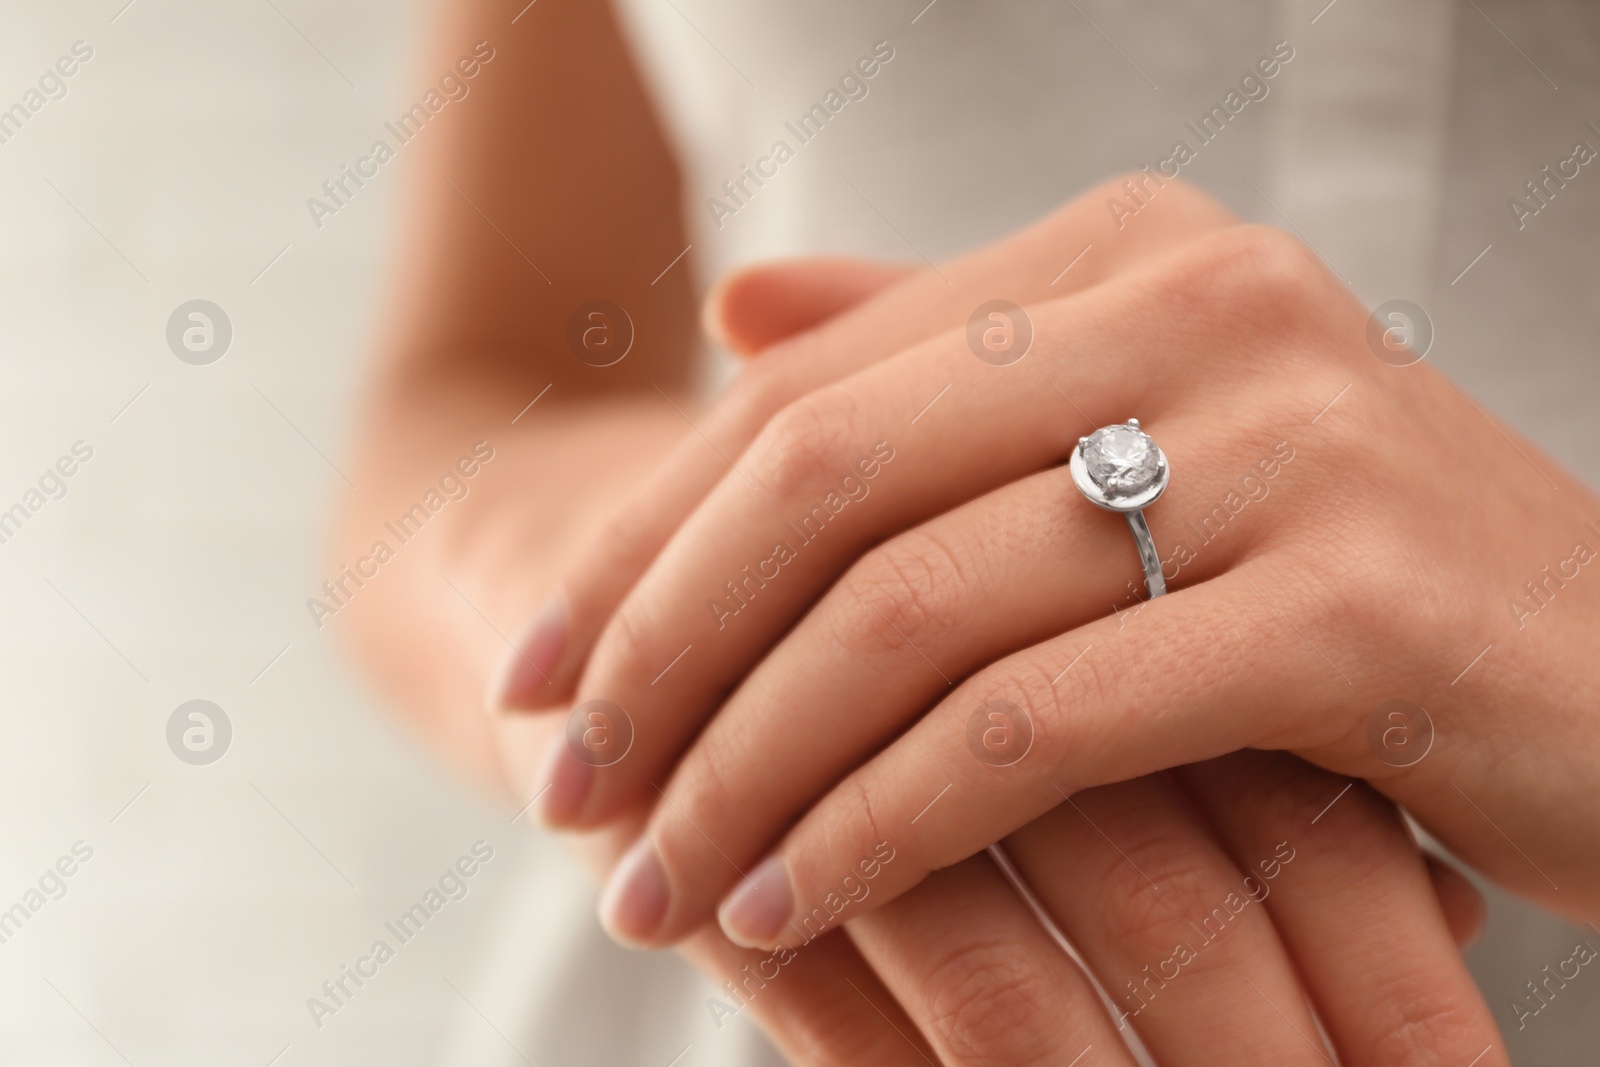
[1084,424,1160,496]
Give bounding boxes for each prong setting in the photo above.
[1069,420,1169,512]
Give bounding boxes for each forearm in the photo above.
[373,0,695,403]
[332,0,700,789]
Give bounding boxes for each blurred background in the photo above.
[0,0,1596,1063]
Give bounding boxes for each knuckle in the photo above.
[921,938,1065,1066]
[846,775,888,862]
[1209,224,1327,298]
[1365,985,1485,1067]
[1007,651,1103,782]
[1088,826,1231,947]
[721,360,798,436]
[1246,763,1403,880]
[1291,509,1469,678]
[835,533,967,659]
[655,747,740,871]
[1256,752,1367,833]
[810,775,913,895]
[750,389,860,500]
[1045,643,1113,721]
[1247,562,1387,705]
[1164,225,1336,351]
[583,497,657,581]
[599,600,671,692]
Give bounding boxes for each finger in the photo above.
[549,786,937,1067]
[491,174,1239,710]
[548,224,1333,829]
[1425,854,1487,949]
[705,257,918,357]
[609,408,1285,944]
[712,560,1354,948]
[676,924,940,1067]
[1002,776,1334,1064]
[1178,751,1509,1067]
[485,257,909,714]
[848,852,1139,1067]
[486,258,905,715]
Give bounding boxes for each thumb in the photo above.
[703,256,917,357]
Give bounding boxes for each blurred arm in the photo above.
[336,0,694,790]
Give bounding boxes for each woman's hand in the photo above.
[345,148,1507,1060]
[848,752,1500,1066]
[602,750,1503,1066]
[501,177,1600,947]
[342,251,1503,1067]
[551,243,1505,1065]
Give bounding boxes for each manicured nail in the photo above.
[531,732,592,826]
[487,593,568,713]
[718,855,793,948]
[600,837,670,946]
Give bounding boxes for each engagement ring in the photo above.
[1070,419,1170,598]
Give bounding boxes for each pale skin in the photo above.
[333,0,1572,1063]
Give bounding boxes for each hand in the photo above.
[343,239,1194,1067]
[562,251,1500,1065]
[503,176,1600,949]
[359,191,1499,1064]
[336,259,963,1067]
[847,752,1497,1066]
[595,750,1500,1066]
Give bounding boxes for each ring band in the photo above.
[1069,418,1170,599]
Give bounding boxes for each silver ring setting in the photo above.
[1070,419,1170,598]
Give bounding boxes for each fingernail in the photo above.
[531,732,592,826]
[600,837,670,946]
[487,593,568,713]
[718,855,793,948]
